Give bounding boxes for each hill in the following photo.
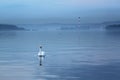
[0,24,25,31]
[106,24,120,31]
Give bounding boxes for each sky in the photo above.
[0,0,120,24]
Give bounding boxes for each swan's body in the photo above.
[38,46,45,57]
[38,51,45,57]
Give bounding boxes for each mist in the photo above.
[0,0,120,24]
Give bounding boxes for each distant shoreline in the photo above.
[0,24,25,31]
[105,24,120,31]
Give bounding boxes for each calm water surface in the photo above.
[0,31,120,80]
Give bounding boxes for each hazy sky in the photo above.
[0,0,120,24]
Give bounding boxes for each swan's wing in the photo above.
[38,52,41,56]
[41,51,45,55]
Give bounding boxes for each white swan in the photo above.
[38,46,45,57]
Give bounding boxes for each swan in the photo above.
[38,46,45,57]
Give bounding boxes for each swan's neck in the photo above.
[39,48,42,52]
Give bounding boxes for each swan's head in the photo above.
[40,46,42,49]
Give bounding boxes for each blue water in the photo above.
[0,30,120,80]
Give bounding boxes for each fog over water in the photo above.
[0,24,120,80]
[0,0,120,80]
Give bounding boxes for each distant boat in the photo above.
[38,46,45,57]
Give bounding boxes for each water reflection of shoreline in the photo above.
[0,31,17,39]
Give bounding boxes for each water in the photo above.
[0,29,120,80]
